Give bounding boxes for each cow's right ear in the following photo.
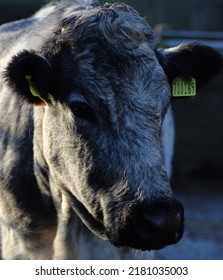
[4,50,53,106]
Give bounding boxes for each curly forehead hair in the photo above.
[43,2,157,57]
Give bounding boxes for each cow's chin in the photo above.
[70,199,183,252]
[64,191,183,252]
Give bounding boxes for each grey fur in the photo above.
[0,0,220,259]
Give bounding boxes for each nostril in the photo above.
[142,210,168,231]
[138,199,184,241]
[107,199,184,251]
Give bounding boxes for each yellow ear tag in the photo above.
[25,75,47,106]
[172,77,196,97]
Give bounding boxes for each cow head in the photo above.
[4,3,222,251]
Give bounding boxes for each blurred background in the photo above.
[0,0,223,259]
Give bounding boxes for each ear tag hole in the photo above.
[25,75,47,106]
[172,77,196,97]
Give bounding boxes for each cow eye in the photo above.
[70,101,97,124]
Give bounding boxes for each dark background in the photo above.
[1,0,223,31]
[0,0,223,259]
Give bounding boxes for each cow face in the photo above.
[5,3,222,251]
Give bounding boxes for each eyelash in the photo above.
[69,101,97,124]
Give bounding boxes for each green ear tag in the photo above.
[25,75,47,106]
[172,77,196,97]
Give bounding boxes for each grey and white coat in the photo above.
[0,0,222,259]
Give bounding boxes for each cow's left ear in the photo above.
[4,50,53,106]
[156,42,223,88]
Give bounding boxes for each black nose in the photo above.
[137,199,184,249]
[108,199,184,251]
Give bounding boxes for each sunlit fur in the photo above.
[0,0,221,259]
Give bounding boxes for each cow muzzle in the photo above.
[106,199,184,251]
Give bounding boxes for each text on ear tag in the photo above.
[172,77,196,97]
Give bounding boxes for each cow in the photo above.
[0,0,222,260]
